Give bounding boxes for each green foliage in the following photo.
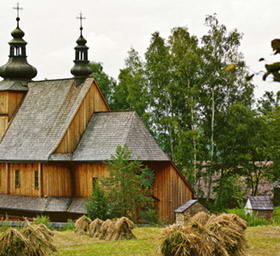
[226,209,270,226]
[100,145,155,221]
[86,183,110,220]
[33,216,51,229]
[64,220,75,231]
[213,174,246,211]
[85,146,155,222]
[89,61,116,105]
[140,209,159,225]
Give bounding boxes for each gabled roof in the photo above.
[175,199,198,213]
[247,196,273,211]
[0,78,93,161]
[71,111,170,161]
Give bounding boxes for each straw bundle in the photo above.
[108,217,135,241]
[0,225,57,256]
[74,215,91,235]
[88,218,104,238]
[160,213,247,256]
[98,219,114,239]
[21,225,57,256]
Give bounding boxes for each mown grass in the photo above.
[54,226,280,256]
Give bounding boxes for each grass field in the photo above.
[54,225,280,256]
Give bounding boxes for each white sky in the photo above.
[0,0,279,99]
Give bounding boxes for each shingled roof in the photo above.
[0,194,86,214]
[72,111,170,161]
[247,196,273,211]
[0,78,93,161]
[175,200,198,213]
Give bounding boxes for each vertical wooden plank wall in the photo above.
[42,163,72,197]
[74,163,108,197]
[55,82,109,154]
[0,91,25,138]
[8,163,40,196]
[149,162,192,221]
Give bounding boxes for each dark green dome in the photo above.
[11,27,25,39]
[0,18,37,81]
[76,35,87,46]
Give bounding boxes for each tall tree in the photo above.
[89,61,116,105]
[200,14,254,199]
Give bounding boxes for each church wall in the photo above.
[74,163,108,197]
[55,82,109,154]
[42,163,72,197]
[148,162,193,222]
[0,91,25,138]
[8,163,40,196]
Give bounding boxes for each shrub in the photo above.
[64,219,75,230]
[140,208,159,224]
[33,216,51,229]
[86,183,110,220]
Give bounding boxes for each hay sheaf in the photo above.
[98,219,114,240]
[74,215,91,235]
[108,217,136,241]
[89,218,104,238]
[0,225,56,256]
[161,213,247,256]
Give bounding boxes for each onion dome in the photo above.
[71,13,92,78]
[0,11,37,81]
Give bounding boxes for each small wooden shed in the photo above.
[245,196,274,220]
[175,199,209,225]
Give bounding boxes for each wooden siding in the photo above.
[8,163,40,196]
[0,91,25,138]
[55,82,109,154]
[42,163,72,197]
[74,163,108,197]
[149,162,192,221]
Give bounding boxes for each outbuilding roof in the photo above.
[174,199,198,213]
[247,196,273,211]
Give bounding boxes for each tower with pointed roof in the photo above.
[71,13,92,78]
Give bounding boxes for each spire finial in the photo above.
[13,3,23,27]
[76,12,86,36]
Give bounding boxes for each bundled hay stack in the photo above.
[108,217,135,241]
[160,213,247,256]
[98,219,114,240]
[0,225,57,256]
[74,215,91,235]
[89,218,104,238]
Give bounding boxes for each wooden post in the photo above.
[5,163,9,194]
[38,163,43,197]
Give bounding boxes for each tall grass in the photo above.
[226,208,280,226]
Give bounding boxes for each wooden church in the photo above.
[0,8,193,222]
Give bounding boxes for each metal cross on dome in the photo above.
[13,3,23,26]
[77,12,86,35]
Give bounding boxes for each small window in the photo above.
[92,177,97,192]
[34,170,39,190]
[15,170,20,188]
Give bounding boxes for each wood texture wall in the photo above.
[55,83,109,154]
[42,163,72,197]
[149,162,193,221]
[74,163,108,197]
[0,91,25,138]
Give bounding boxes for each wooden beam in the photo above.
[38,163,43,197]
[5,163,9,194]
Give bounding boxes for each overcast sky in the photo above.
[0,0,279,98]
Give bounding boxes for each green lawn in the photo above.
[54,226,280,256]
